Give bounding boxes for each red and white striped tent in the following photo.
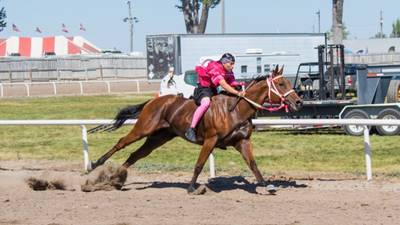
[0,36,101,57]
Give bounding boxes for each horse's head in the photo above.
[255,65,302,112]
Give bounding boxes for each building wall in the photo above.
[344,38,400,54]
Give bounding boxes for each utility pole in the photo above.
[124,1,138,52]
[318,10,321,33]
[221,0,225,33]
[380,10,383,38]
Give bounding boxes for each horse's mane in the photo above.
[253,75,268,82]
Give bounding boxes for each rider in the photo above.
[185,53,246,142]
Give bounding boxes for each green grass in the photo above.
[1,94,400,178]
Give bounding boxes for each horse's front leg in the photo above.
[188,136,218,194]
[234,138,276,194]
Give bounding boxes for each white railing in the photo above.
[0,119,399,181]
[0,79,160,98]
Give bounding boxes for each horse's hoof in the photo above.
[86,162,97,173]
[256,184,277,195]
[187,185,196,194]
[187,185,207,195]
[266,184,277,194]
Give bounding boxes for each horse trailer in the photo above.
[146,33,327,80]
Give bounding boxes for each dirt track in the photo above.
[1,160,400,225]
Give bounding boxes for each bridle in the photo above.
[241,75,294,113]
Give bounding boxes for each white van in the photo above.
[159,70,197,98]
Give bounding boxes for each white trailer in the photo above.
[146,33,327,80]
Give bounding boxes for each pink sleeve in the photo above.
[209,67,224,86]
[226,73,239,86]
[195,65,206,77]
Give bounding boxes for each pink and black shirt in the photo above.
[195,60,239,89]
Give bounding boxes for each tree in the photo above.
[372,32,386,39]
[390,19,400,38]
[176,0,221,34]
[327,22,349,40]
[0,3,6,32]
[331,0,344,44]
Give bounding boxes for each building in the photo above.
[344,38,400,54]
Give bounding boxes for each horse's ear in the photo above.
[274,65,279,74]
[271,64,279,77]
[278,65,284,75]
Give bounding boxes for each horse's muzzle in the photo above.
[289,100,303,112]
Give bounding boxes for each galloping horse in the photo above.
[90,65,302,193]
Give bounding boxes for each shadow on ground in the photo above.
[123,176,308,194]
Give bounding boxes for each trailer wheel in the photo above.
[386,80,400,103]
[376,108,400,136]
[343,109,370,136]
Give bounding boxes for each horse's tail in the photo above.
[88,100,150,133]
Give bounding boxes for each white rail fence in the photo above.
[0,119,399,181]
[0,79,160,97]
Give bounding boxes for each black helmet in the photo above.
[219,53,235,64]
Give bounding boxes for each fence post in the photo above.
[363,125,372,181]
[80,125,92,172]
[29,69,33,82]
[8,70,12,83]
[136,80,140,93]
[56,58,60,81]
[52,82,57,95]
[57,68,61,81]
[99,65,103,80]
[209,153,216,178]
[24,83,30,97]
[106,81,111,93]
[79,81,83,95]
[0,83,3,97]
[85,66,88,81]
[114,66,118,79]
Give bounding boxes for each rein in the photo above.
[228,80,256,112]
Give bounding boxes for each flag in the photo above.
[61,23,68,33]
[79,23,86,31]
[12,23,20,32]
[35,27,42,33]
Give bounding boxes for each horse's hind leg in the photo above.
[122,130,175,168]
[91,121,166,170]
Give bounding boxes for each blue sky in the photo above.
[1,0,400,52]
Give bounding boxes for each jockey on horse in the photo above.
[88,58,303,194]
[185,53,245,142]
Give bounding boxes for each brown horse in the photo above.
[90,66,302,193]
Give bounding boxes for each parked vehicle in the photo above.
[147,33,326,79]
[269,44,400,136]
[159,69,196,98]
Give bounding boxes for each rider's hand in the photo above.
[237,91,246,97]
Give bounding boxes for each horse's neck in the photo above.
[236,81,268,119]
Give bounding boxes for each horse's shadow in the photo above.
[123,176,308,194]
